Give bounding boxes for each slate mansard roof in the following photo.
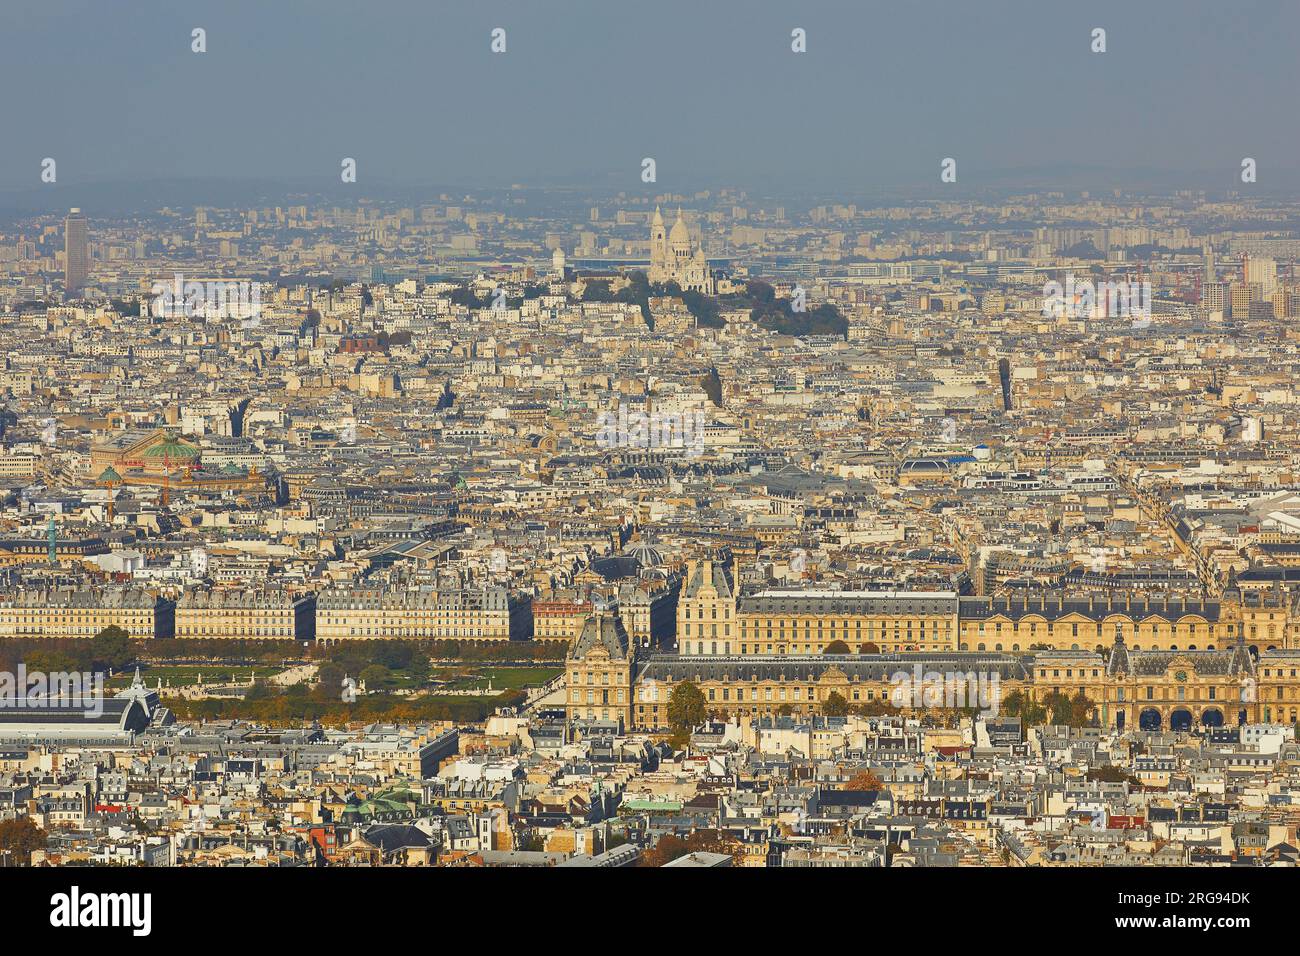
[959,594,1223,624]
[739,590,959,617]
[636,652,1032,684]
[571,612,631,660]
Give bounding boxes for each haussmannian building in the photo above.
[532,598,592,644]
[0,587,172,640]
[175,588,315,641]
[315,586,532,643]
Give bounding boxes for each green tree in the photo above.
[1004,690,1048,726]
[88,625,134,672]
[822,691,849,717]
[1070,690,1096,727]
[315,661,345,701]
[359,663,393,691]
[667,682,706,734]
[1047,692,1069,725]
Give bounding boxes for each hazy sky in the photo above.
[3,0,1299,199]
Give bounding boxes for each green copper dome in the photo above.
[142,439,200,461]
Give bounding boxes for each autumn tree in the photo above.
[824,640,850,655]
[844,770,884,791]
[1086,765,1139,787]
[0,817,46,865]
[642,829,741,867]
[640,833,689,867]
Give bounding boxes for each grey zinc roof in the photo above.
[958,594,1221,623]
[1127,646,1254,678]
[636,652,1031,683]
[684,560,734,600]
[571,612,630,659]
[0,587,157,609]
[741,590,957,616]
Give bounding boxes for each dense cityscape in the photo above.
[0,186,1299,877]
[0,12,1296,945]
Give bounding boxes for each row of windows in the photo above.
[570,689,626,703]
[319,613,508,623]
[684,623,731,637]
[706,686,818,702]
[1122,686,1234,701]
[738,618,950,630]
[681,604,730,620]
[325,627,506,637]
[971,622,1223,638]
[177,609,293,617]
[0,614,151,622]
[685,641,949,655]
[740,624,949,636]
[963,644,1222,652]
[571,670,624,685]
[176,626,295,637]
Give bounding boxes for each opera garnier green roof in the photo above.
[141,438,200,461]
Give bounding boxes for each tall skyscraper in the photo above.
[1245,255,1278,297]
[64,208,88,298]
